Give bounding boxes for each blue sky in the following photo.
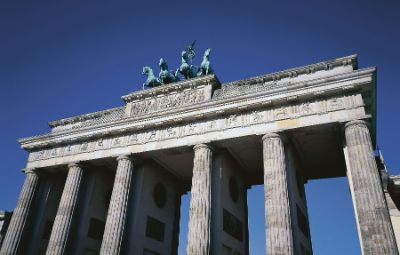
[1,1,399,254]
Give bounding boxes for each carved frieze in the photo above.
[123,74,219,118]
[28,94,364,163]
[128,88,207,117]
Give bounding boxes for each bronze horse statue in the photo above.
[177,50,198,79]
[198,48,213,76]
[158,58,179,84]
[142,66,160,90]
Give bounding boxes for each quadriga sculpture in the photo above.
[141,42,215,89]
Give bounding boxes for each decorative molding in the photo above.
[49,107,125,129]
[127,86,209,117]
[344,119,368,130]
[262,133,281,141]
[213,55,358,100]
[27,94,365,163]
[19,67,374,151]
[193,143,214,152]
[67,162,81,169]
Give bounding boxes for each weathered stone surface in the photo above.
[99,155,136,255]
[3,55,389,254]
[46,163,83,255]
[0,169,39,255]
[345,120,398,255]
[262,133,294,255]
[123,74,219,117]
[24,92,369,169]
[186,144,213,255]
[19,55,374,170]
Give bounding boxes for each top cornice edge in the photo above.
[48,106,125,128]
[221,54,358,87]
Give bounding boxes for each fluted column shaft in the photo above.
[0,169,39,255]
[345,120,399,255]
[186,144,213,255]
[262,133,294,255]
[99,155,135,255]
[46,163,83,255]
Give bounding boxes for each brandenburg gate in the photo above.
[0,53,398,255]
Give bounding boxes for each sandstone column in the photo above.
[46,162,83,255]
[0,169,39,255]
[344,120,399,255]
[186,144,213,255]
[262,133,294,255]
[99,155,136,255]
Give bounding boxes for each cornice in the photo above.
[18,67,375,151]
[48,106,125,128]
[221,54,358,88]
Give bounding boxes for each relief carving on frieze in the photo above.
[327,98,344,111]
[129,88,207,117]
[28,95,363,163]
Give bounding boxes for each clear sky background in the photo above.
[1,1,399,254]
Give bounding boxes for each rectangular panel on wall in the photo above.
[87,218,105,241]
[145,216,165,242]
[223,209,243,242]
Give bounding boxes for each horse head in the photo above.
[142,66,153,76]
[181,50,190,63]
[159,58,168,71]
[204,48,212,59]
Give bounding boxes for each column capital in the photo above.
[67,162,82,169]
[193,143,214,152]
[344,119,369,130]
[262,132,281,141]
[261,132,287,142]
[116,154,140,163]
[22,168,37,175]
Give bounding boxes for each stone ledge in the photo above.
[121,74,220,103]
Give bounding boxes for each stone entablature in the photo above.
[18,55,376,169]
[26,92,367,168]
